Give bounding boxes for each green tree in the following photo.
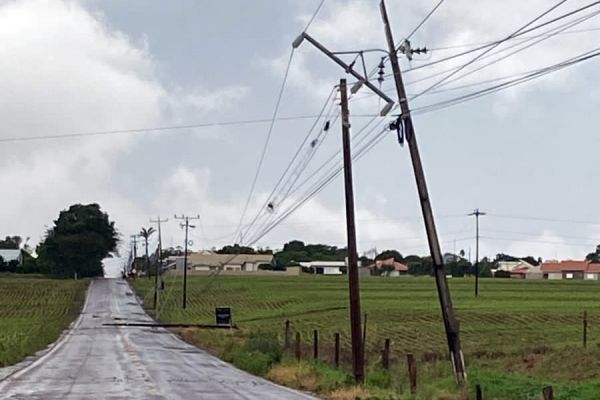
[139,227,155,275]
[375,250,403,262]
[0,236,22,249]
[37,204,118,278]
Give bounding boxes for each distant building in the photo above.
[0,249,22,265]
[371,257,409,277]
[176,252,275,272]
[299,261,345,275]
[540,260,600,280]
[496,259,536,272]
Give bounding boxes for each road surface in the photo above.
[0,278,317,399]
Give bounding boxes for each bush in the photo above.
[243,331,282,363]
[230,350,273,376]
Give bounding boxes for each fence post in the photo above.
[583,311,588,348]
[382,338,391,369]
[313,329,319,360]
[295,332,301,361]
[476,384,483,400]
[407,353,417,395]
[542,386,553,400]
[334,332,340,367]
[284,320,290,349]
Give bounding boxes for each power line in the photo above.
[303,0,327,32]
[480,235,598,248]
[410,0,570,100]
[409,45,600,116]
[233,49,295,244]
[405,0,447,41]
[486,213,600,226]
[0,114,381,144]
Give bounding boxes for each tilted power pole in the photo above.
[340,79,365,384]
[174,214,199,309]
[468,209,486,297]
[379,0,466,382]
[150,216,169,310]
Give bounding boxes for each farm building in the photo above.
[299,261,345,275]
[496,259,536,272]
[509,265,542,279]
[540,260,600,280]
[371,257,409,277]
[176,252,275,272]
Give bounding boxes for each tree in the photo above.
[139,227,155,275]
[0,236,21,249]
[216,244,256,254]
[585,244,600,263]
[375,250,403,262]
[37,204,118,278]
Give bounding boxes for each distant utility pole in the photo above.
[130,234,139,274]
[379,0,466,383]
[150,216,168,310]
[340,78,365,384]
[468,209,486,297]
[174,214,199,309]
[292,0,466,383]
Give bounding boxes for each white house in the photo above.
[176,252,275,273]
[0,249,22,265]
[299,261,345,275]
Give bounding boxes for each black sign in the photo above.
[215,307,232,327]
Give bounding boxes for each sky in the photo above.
[1,0,600,277]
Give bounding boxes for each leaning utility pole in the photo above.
[379,0,466,383]
[150,216,169,310]
[174,214,199,309]
[468,209,486,297]
[340,78,365,384]
[130,234,139,274]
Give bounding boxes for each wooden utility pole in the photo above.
[468,209,486,296]
[150,216,168,310]
[340,78,365,384]
[174,214,199,309]
[379,0,466,383]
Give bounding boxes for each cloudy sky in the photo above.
[1,0,600,276]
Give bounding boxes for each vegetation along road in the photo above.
[0,278,316,400]
[134,274,600,399]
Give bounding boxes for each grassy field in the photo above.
[133,274,600,399]
[0,274,88,367]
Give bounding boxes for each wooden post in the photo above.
[583,311,588,348]
[313,329,319,360]
[476,384,483,400]
[382,338,391,369]
[334,332,340,367]
[295,332,301,361]
[284,320,290,349]
[407,353,417,394]
[542,386,553,400]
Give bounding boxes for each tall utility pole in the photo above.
[379,0,466,383]
[292,1,466,383]
[468,209,486,297]
[150,216,168,310]
[174,214,199,309]
[340,79,364,384]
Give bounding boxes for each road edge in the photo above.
[0,279,93,386]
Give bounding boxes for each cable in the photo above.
[426,8,600,93]
[411,0,570,100]
[303,0,327,32]
[405,0,447,41]
[233,48,295,244]
[486,213,600,226]
[411,46,600,115]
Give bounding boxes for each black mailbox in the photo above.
[215,307,232,327]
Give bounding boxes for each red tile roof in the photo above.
[540,260,590,273]
[587,263,600,272]
[375,257,408,272]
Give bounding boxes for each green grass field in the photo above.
[133,274,600,399]
[0,274,88,367]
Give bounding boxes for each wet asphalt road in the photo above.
[0,278,317,399]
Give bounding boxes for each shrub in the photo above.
[230,350,273,376]
[243,331,282,363]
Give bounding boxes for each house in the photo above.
[177,252,275,273]
[299,261,345,275]
[373,257,408,277]
[509,265,542,279]
[496,259,536,272]
[586,263,600,280]
[540,260,592,280]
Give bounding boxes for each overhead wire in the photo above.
[405,0,447,41]
[410,0,570,100]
